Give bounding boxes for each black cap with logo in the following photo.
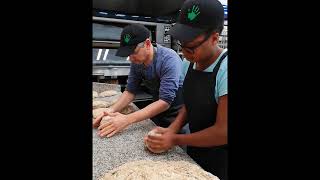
[167,0,224,44]
[115,24,150,57]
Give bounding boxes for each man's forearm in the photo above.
[110,90,135,112]
[127,99,170,124]
[173,125,227,147]
[168,105,187,133]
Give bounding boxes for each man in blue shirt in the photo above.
[93,24,186,138]
[144,0,228,179]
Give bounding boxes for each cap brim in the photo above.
[166,23,206,44]
[115,45,136,57]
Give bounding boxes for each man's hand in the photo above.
[144,127,176,152]
[92,108,114,128]
[97,112,131,138]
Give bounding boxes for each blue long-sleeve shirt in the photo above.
[126,44,183,105]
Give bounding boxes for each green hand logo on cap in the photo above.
[187,5,201,21]
[124,34,131,44]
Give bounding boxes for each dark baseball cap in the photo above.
[115,24,150,57]
[167,0,224,44]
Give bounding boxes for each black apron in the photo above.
[183,51,228,180]
[141,47,184,128]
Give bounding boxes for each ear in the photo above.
[145,38,152,49]
[210,32,220,45]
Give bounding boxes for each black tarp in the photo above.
[93,0,185,17]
